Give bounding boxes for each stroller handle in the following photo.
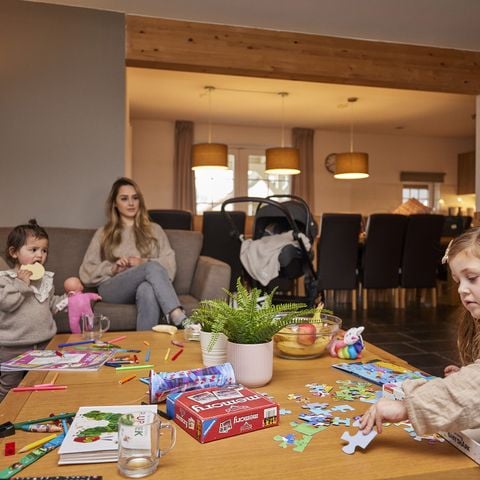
[221,196,316,279]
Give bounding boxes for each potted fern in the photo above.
[192,278,317,387]
[189,301,228,367]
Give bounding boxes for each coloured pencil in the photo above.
[164,348,171,361]
[51,372,59,384]
[57,339,95,348]
[119,374,136,384]
[171,348,184,361]
[115,364,154,371]
[14,412,75,428]
[12,385,67,392]
[18,433,58,453]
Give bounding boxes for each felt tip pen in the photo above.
[115,364,154,371]
[171,349,184,361]
[108,335,127,344]
[18,433,59,453]
[14,412,75,428]
[164,348,171,361]
[57,339,95,348]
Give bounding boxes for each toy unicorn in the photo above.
[328,326,365,359]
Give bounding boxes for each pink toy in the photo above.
[64,277,102,333]
[328,326,365,359]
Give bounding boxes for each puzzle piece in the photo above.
[332,417,351,427]
[292,435,313,452]
[341,429,377,454]
[280,409,292,415]
[294,423,327,436]
[274,433,313,452]
[331,404,355,413]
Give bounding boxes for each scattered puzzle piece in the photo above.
[280,408,292,415]
[332,417,351,427]
[341,429,377,454]
[331,404,355,413]
[294,423,327,436]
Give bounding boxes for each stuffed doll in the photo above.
[328,326,365,359]
[64,276,102,333]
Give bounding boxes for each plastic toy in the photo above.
[64,277,102,334]
[328,326,365,359]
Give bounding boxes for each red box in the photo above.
[166,385,279,443]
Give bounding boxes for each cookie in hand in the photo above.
[20,263,45,280]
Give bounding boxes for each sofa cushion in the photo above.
[165,229,203,295]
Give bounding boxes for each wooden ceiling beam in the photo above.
[126,16,480,95]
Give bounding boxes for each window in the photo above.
[402,184,430,206]
[194,147,293,214]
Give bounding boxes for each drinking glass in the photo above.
[81,313,110,340]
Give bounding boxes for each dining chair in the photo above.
[399,214,445,308]
[360,213,408,309]
[201,210,246,291]
[148,209,193,230]
[316,213,363,310]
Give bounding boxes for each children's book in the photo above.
[0,349,114,371]
[58,404,158,464]
[332,359,435,386]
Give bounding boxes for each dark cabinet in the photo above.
[457,151,475,195]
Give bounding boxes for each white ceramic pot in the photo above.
[227,340,273,388]
[199,331,228,367]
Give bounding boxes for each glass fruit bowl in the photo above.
[273,313,342,359]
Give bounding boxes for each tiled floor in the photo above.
[333,302,463,378]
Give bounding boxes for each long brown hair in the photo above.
[100,177,159,262]
[446,227,480,365]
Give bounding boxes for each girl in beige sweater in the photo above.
[361,227,480,435]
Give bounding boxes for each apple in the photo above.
[297,323,317,346]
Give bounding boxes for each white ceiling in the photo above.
[32,0,479,137]
[128,68,475,137]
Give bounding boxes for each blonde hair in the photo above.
[101,177,159,262]
[446,227,480,365]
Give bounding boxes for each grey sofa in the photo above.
[0,227,231,333]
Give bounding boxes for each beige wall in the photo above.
[0,0,126,228]
[131,119,475,215]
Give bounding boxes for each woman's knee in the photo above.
[145,261,169,280]
[136,282,155,303]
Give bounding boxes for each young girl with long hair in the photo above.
[80,177,187,330]
[360,226,480,435]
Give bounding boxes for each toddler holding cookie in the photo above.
[0,219,65,400]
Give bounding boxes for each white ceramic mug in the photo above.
[117,411,176,478]
[81,313,110,340]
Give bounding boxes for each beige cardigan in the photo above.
[403,360,480,435]
[79,224,176,286]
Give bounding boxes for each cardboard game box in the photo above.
[166,385,279,443]
[382,382,480,464]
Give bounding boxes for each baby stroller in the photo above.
[221,195,319,306]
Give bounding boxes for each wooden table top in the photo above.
[0,331,479,480]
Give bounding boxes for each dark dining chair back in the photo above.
[316,213,362,309]
[201,211,246,291]
[400,214,445,307]
[148,209,193,230]
[360,213,408,309]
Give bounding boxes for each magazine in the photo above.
[332,359,435,386]
[58,404,158,464]
[0,349,114,371]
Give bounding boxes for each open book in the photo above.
[0,349,113,371]
[58,404,158,464]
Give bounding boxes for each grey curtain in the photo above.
[292,127,314,207]
[173,120,196,213]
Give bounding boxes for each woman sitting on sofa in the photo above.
[79,177,188,330]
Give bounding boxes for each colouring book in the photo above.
[332,359,435,386]
[58,404,158,464]
[0,349,114,371]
